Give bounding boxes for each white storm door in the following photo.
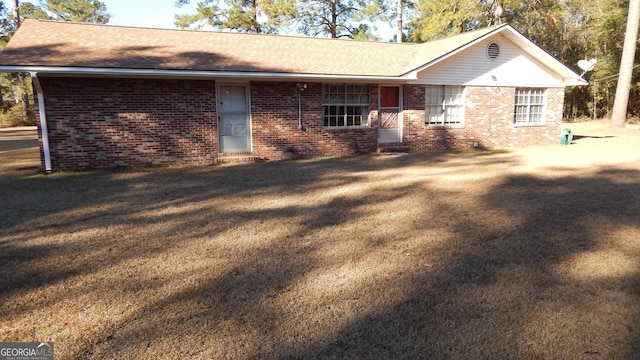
[378,86,402,143]
[218,85,251,152]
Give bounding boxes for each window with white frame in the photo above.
[425,85,465,126]
[323,84,370,127]
[514,88,546,124]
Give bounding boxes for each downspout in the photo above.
[29,72,52,172]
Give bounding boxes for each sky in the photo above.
[2,0,197,30]
[1,0,395,39]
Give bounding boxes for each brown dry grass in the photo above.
[1,120,639,359]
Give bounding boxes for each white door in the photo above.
[378,86,402,143]
[218,85,250,152]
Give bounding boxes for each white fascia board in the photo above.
[565,77,589,86]
[405,74,588,87]
[0,66,415,82]
[405,79,572,87]
[405,79,587,87]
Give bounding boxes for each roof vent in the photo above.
[487,42,500,60]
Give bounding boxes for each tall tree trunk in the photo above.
[610,0,640,128]
[13,0,20,27]
[251,0,260,33]
[12,0,30,122]
[3,1,20,111]
[330,0,337,38]
[19,75,29,117]
[396,0,402,42]
[492,0,504,25]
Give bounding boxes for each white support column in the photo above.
[29,72,52,172]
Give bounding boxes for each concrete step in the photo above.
[214,152,265,164]
[376,143,410,154]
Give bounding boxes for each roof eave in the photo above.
[0,66,415,82]
[565,77,589,86]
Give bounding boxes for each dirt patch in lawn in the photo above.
[1,120,639,359]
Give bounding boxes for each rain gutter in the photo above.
[0,66,413,82]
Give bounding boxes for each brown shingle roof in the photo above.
[0,20,503,77]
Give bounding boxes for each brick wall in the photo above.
[403,85,564,149]
[37,77,218,169]
[250,81,378,159]
[35,77,564,170]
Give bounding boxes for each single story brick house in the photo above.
[0,20,584,171]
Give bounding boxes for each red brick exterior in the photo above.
[37,77,219,169]
[249,82,378,160]
[402,85,564,150]
[35,77,564,170]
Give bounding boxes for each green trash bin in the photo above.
[560,128,573,145]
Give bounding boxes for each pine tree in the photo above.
[45,0,110,23]
[176,0,391,39]
[610,0,640,127]
[294,0,391,39]
[175,0,296,33]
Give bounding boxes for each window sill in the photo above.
[514,122,547,127]
[425,124,465,130]
[323,126,371,130]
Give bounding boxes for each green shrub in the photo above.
[0,103,36,127]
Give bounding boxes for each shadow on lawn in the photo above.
[288,168,640,359]
[1,152,639,359]
[0,153,461,302]
[571,134,616,141]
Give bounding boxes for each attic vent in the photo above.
[487,42,500,59]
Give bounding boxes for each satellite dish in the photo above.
[578,59,597,73]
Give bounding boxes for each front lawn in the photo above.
[1,120,639,359]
